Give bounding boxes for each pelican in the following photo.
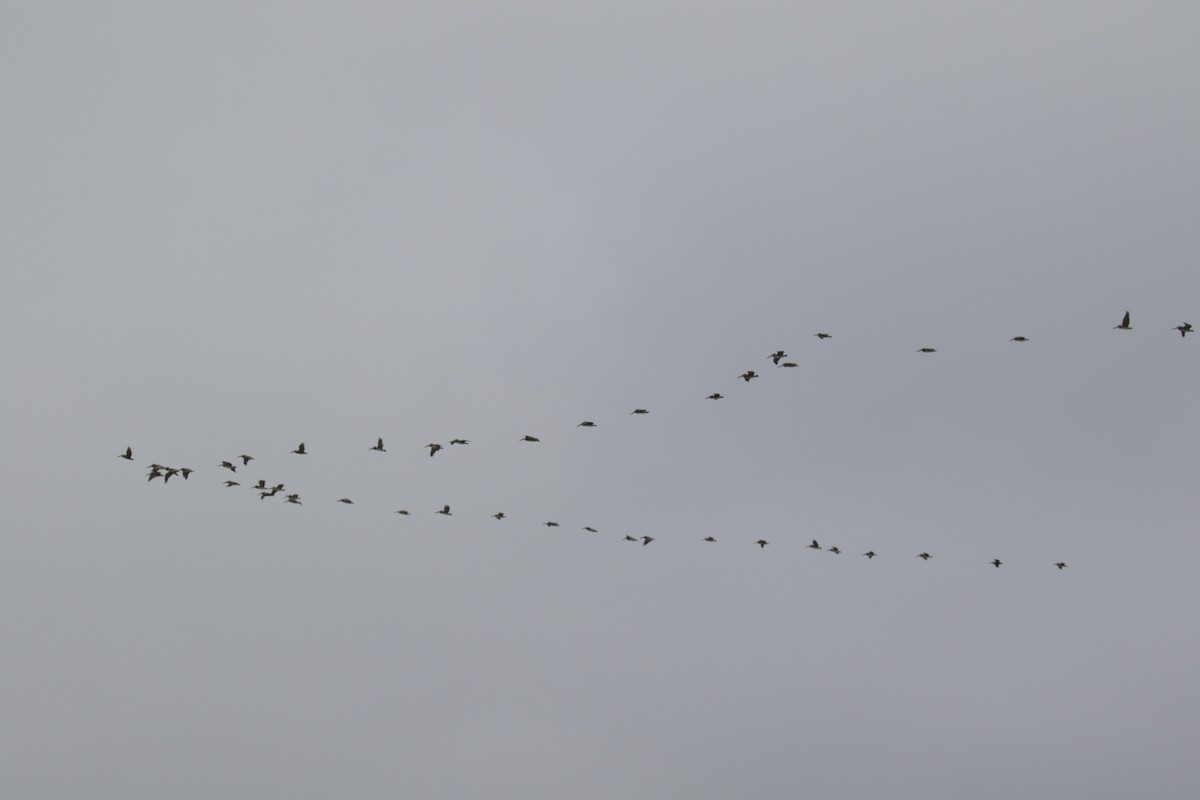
[814,332,832,339]
[291,442,306,455]
[219,461,237,472]
[828,546,842,555]
[253,480,267,490]
[767,350,787,365]
[808,540,821,550]
[493,513,506,520]
[337,498,354,504]
[862,551,876,559]
[223,480,240,487]
[583,526,598,533]
[426,443,443,456]
[544,521,559,527]
[179,468,193,480]
[1174,322,1193,337]
[756,539,769,548]
[1055,562,1068,570]
[239,455,254,466]
[916,552,932,560]
[1010,336,1028,342]
[162,468,179,483]
[395,509,410,515]
[642,536,654,546]
[917,348,936,353]
[285,494,301,504]
[119,446,133,460]
[706,393,724,400]
[630,409,649,415]
[1115,311,1131,330]
[739,371,758,382]
[437,505,452,515]
[778,362,798,368]
[370,438,386,452]
[521,435,540,442]
[990,559,1003,568]
[703,536,716,542]
[577,421,596,427]
[623,535,638,542]
[449,439,470,445]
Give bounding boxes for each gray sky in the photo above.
[3,2,1200,797]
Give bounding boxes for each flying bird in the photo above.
[437,505,452,515]
[756,539,769,548]
[493,512,506,520]
[863,551,876,559]
[917,348,936,353]
[828,546,842,555]
[767,350,787,365]
[449,439,470,445]
[285,495,302,505]
[990,559,1003,568]
[179,468,193,480]
[426,443,443,456]
[370,438,386,452]
[395,509,410,515]
[239,455,254,466]
[706,393,724,400]
[641,536,654,546]
[814,332,832,339]
[219,461,237,472]
[337,498,354,504]
[119,447,133,460]
[703,536,716,542]
[1055,562,1068,570]
[1115,311,1131,330]
[778,362,798,368]
[253,480,267,490]
[291,442,306,455]
[1010,336,1028,342]
[630,409,649,415]
[916,552,932,560]
[1174,322,1193,337]
[583,527,598,533]
[544,521,559,527]
[577,421,597,427]
[739,371,758,382]
[623,535,638,542]
[808,540,821,550]
[223,480,240,487]
[520,435,540,442]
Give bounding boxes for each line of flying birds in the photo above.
[119,312,1191,569]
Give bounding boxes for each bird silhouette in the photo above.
[449,439,470,445]
[493,512,506,520]
[828,546,842,555]
[437,505,452,515]
[863,551,876,559]
[1115,311,1131,330]
[1055,562,1068,570]
[703,536,716,542]
[291,442,306,455]
[778,362,798,368]
[223,480,239,487]
[630,409,649,415]
[767,350,787,365]
[623,535,638,542]
[756,539,769,548]
[739,371,758,382]
[642,536,654,546]
[577,421,596,427]
[544,521,559,527]
[285,495,302,505]
[1010,336,1028,342]
[814,332,832,339]
[917,348,936,353]
[521,435,540,442]
[427,443,443,456]
[253,480,267,490]
[1174,322,1193,337]
[808,540,821,550]
[395,509,410,515]
[119,447,133,461]
[219,461,236,472]
[706,393,724,400]
[337,498,354,504]
[990,559,1003,568]
[239,455,254,466]
[370,438,386,452]
[583,526,598,533]
[179,468,193,480]
[916,552,932,560]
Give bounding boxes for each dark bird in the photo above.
[642,536,654,546]
[427,443,443,456]
[292,442,306,455]
[120,446,133,460]
[863,551,876,559]
[1011,336,1028,342]
[630,409,649,415]
[577,421,597,427]
[544,521,559,527]
[370,438,386,452]
[703,536,716,542]
[179,468,193,480]
[146,468,163,482]
[1115,311,1131,330]
[991,559,1003,568]
[814,332,832,339]
[828,546,842,555]
[239,455,254,466]
[253,480,267,490]
[259,490,276,499]
[337,498,354,504]
[395,509,410,515]
[583,527,598,533]
[162,468,179,483]
[1174,322,1193,337]
[1055,562,1068,570]
[223,480,240,487]
[767,350,787,365]
[437,505,452,515]
[521,435,540,442]
[623,535,638,542]
[778,362,798,368]
[756,539,769,548]
[219,461,237,472]
[494,512,506,520]
[285,494,302,505]
[917,348,936,353]
[808,540,821,550]
[739,371,758,382]
[449,439,470,445]
[272,484,284,493]
[706,393,724,400]
[916,552,932,560]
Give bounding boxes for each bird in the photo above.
[520,435,540,442]
[778,362,798,368]
[916,552,932,560]
[179,468,193,480]
[485,512,503,521]
[828,546,842,555]
[395,509,410,515]
[706,393,724,400]
[291,442,306,455]
[583,527,597,533]
[544,521,559,527]
[756,539,769,548]
[426,443,443,456]
[630,409,649,415]
[739,371,758,382]
[162,468,179,483]
[642,536,654,546]
[219,461,237,472]
[990,559,1003,568]
[1010,336,1028,342]
[146,468,163,482]
[703,536,716,542]
[767,350,787,365]
[259,491,276,499]
[272,484,284,493]
[449,439,470,445]
[862,551,876,559]
[239,455,254,466]
[285,494,302,505]
[119,446,133,461]
[1115,311,1131,330]
[223,480,240,487]
[577,421,597,427]
[1174,322,1193,337]
[337,498,354,504]
[808,540,821,550]
[253,480,267,490]
[370,438,386,452]
[623,535,638,542]
[1055,562,1068,570]
[814,332,832,339]
[917,348,936,353]
[437,505,452,515]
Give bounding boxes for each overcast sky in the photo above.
[3,2,1200,797]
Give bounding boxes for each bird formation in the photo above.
[120,311,1188,569]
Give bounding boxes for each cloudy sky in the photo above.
[3,1,1200,797]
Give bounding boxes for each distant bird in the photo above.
[703,536,716,542]
[119,446,133,460]
[253,480,267,490]
[146,468,163,482]
[814,332,832,339]
[449,439,470,445]
[808,540,821,550]
[272,483,284,493]
[917,348,936,353]
[778,362,798,368]
[630,409,649,415]
[706,393,724,400]
[756,539,769,548]
[1115,311,1131,330]
[239,455,254,466]
[437,505,452,515]
[739,371,758,382]
[863,551,876,559]
[828,546,842,555]
[223,480,240,487]
[641,536,654,546]
[426,443,443,456]
[577,421,596,427]
[219,461,237,472]
[1055,562,1068,570]
[990,559,1003,568]
[520,435,540,442]
[337,498,354,504]
[179,468,193,480]
[291,442,306,455]
[623,535,638,542]
[395,509,410,515]
[767,350,787,365]
[583,527,598,533]
[370,438,386,452]
[162,468,179,483]
[285,495,301,505]
[1010,336,1028,342]
[493,512,506,520]
[544,521,559,527]
[916,552,932,560]
[259,491,276,499]
[1174,322,1193,337]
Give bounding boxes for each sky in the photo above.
[3,1,1200,797]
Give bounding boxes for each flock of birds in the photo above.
[120,312,1193,571]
